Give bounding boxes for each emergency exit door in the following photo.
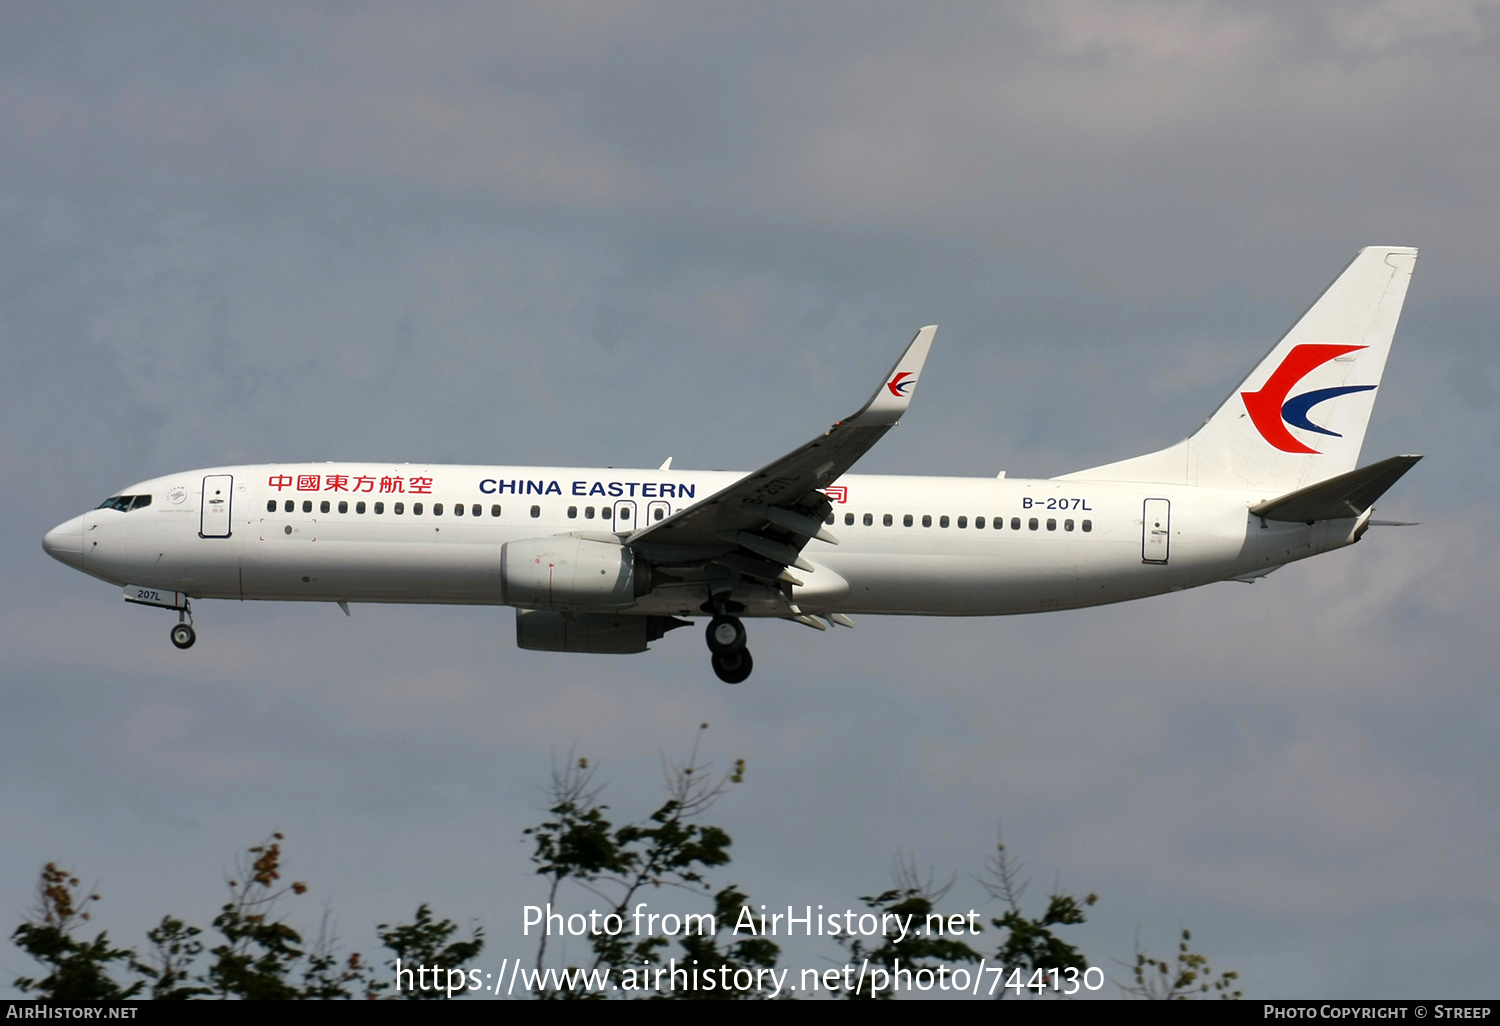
[1142,498,1170,564]
[612,500,638,532]
[201,475,234,538]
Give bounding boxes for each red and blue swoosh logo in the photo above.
[887,372,916,397]
[1241,344,1375,454]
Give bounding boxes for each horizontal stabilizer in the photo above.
[1249,454,1421,523]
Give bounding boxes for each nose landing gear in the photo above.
[705,614,752,683]
[170,603,195,650]
[124,587,198,650]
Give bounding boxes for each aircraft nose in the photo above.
[43,515,85,569]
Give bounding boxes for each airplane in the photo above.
[43,246,1421,683]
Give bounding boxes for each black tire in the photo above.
[711,648,753,684]
[705,615,746,655]
[170,624,196,650]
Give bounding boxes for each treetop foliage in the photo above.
[10,729,1238,1000]
[10,836,481,1001]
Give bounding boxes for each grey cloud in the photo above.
[4,2,1498,999]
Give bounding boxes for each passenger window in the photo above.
[1046,518,1056,531]
[394,502,404,515]
[654,507,665,521]
[585,506,595,519]
[957,516,967,528]
[882,513,893,526]
[862,513,873,526]
[825,513,834,525]
[845,513,854,526]
[1082,519,1092,533]
[453,503,463,516]
[375,502,385,514]
[530,505,541,518]
[975,516,985,529]
[266,500,276,513]
[491,505,501,517]
[1012,517,1021,530]
[284,500,294,513]
[903,514,913,527]
[1028,517,1038,531]
[1064,518,1074,531]
[472,504,481,517]
[302,500,312,513]
[922,515,932,528]
[357,501,367,514]
[434,503,443,515]
[940,515,950,528]
[339,501,349,514]
[321,500,331,513]
[413,503,423,515]
[568,506,578,519]
[601,507,612,519]
[132,495,152,510]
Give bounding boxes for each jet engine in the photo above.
[500,536,651,610]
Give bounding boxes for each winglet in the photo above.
[843,326,937,426]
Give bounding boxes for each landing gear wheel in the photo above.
[170,623,196,650]
[706,615,746,655]
[711,648,753,684]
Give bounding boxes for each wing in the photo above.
[625,326,937,584]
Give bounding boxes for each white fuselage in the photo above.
[44,462,1363,619]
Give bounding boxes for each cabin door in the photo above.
[201,475,234,538]
[1142,498,1170,564]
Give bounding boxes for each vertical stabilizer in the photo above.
[1059,246,1417,494]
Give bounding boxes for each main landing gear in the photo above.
[170,604,196,650]
[706,614,752,684]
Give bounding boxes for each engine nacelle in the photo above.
[515,609,686,654]
[501,536,646,610]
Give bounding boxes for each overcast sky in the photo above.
[4,1,1499,999]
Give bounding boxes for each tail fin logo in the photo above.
[887,372,916,397]
[1241,344,1375,454]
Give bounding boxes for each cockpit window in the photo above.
[98,495,151,512]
